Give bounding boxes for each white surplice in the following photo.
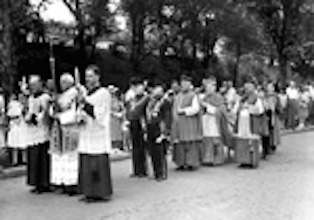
[235,98,264,139]
[78,87,112,155]
[25,93,50,146]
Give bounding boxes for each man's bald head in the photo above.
[29,75,43,94]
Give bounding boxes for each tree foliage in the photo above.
[0,0,44,97]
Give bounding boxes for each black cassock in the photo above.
[27,142,50,189]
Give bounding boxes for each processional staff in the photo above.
[49,37,58,97]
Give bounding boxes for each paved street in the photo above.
[0,131,314,220]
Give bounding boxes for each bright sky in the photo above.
[30,0,126,29]
[30,0,75,23]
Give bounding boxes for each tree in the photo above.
[221,3,267,86]
[238,0,307,84]
[0,0,44,99]
[56,0,114,82]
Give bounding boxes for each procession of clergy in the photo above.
[1,64,310,203]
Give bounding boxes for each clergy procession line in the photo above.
[0,65,313,203]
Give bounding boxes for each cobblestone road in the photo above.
[0,131,314,220]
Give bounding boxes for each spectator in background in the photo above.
[0,88,5,150]
[278,87,288,128]
[225,81,237,112]
[45,79,56,96]
[7,93,28,166]
[297,85,311,130]
[263,82,281,156]
[307,82,314,125]
[286,81,300,130]
[109,85,125,151]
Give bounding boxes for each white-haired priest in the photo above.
[25,75,51,194]
[49,73,80,195]
[77,65,113,203]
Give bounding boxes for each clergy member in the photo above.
[233,80,264,168]
[77,65,113,202]
[172,74,203,171]
[25,75,51,193]
[199,76,232,166]
[50,73,80,195]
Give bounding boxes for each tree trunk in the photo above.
[233,43,241,87]
[131,3,145,75]
[1,0,15,104]
[279,54,289,86]
[192,43,197,68]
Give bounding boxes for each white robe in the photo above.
[7,100,28,149]
[78,87,112,155]
[50,87,79,186]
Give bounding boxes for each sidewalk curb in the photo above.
[0,152,131,180]
[281,126,314,136]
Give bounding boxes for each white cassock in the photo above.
[50,87,80,186]
[78,87,112,154]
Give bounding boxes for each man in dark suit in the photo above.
[146,82,172,181]
[126,78,150,178]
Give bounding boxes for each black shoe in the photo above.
[187,166,196,171]
[80,196,111,203]
[66,190,79,197]
[175,166,185,171]
[202,162,214,167]
[30,188,39,194]
[37,187,52,194]
[138,174,148,178]
[79,196,95,203]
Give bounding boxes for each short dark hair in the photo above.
[180,74,193,82]
[129,76,142,86]
[86,65,101,76]
[152,78,164,88]
[203,75,217,83]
